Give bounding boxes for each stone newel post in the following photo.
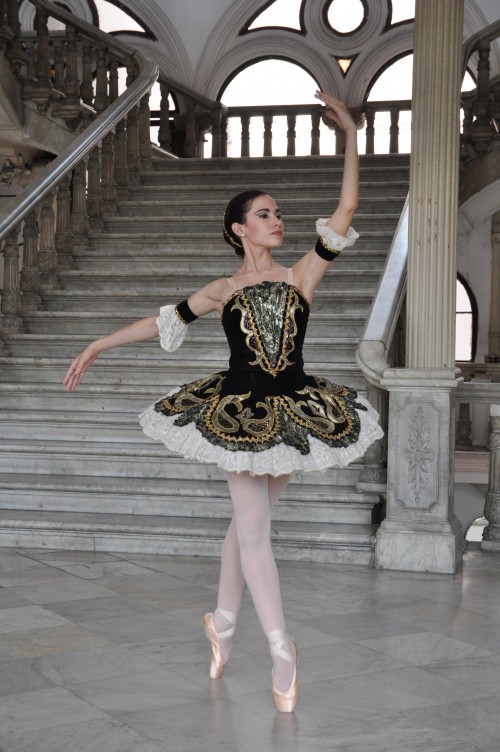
[376,0,464,573]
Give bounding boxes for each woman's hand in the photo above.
[64,342,102,392]
[315,90,356,133]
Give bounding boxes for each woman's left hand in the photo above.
[314,91,356,132]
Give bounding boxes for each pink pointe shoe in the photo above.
[268,629,299,713]
[202,608,237,679]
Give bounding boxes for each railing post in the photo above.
[158,83,172,151]
[20,210,41,311]
[221,115,228,158]
[455,401,473,449]
[126,61,141,181]
[389,107,400,153]
[211,107,222,158]
[184,100,197,157]
[263,113,273,157]
[6,0,26,81]
[138,91,153,170]
[311,111,321,156]
[39,191,57,287]
[80,42,94,106]
[94,46,109,113]
[32,7,53,112]
[287,113,296,156]
[365,109,375,154]
[55,174,74,265]
[241,114,250,157]
[334,123,345,155]
[471,39,493,153]
[482,405,500,551]
[87,147,104,231]
[53,38,64,91]
[72,159,90,249]
[1,227,23,333]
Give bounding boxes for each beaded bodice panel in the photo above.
[222,281,309,379]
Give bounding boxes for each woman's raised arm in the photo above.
[293,91,359,300]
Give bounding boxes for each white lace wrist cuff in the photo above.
[156,304,188,352]
[316,218,359,251]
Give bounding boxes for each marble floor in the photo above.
[1,546,500,752]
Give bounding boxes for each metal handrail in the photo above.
[356,20,500,388]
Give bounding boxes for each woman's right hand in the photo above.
[63,342,101,392]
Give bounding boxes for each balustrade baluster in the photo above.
[38,191,57,287]
[53,39,64,91]
[56,175,74,264]
[365,110,375,154]
[32,8,53,112]
[471,40,493,153]
[101,133,117,216]
[184,100,197,157]
[24,39,37,101]
[158,83,172,151]
[138,91,152,170]
[6,0,26,79]
[0,2,8,46]
[94,46,109,113]
[456,402,473,449]
[221,115,228,158]
[389,107,400,153]
[287,113,296,156]
[241,114,250,157]
[72,159,90,249]
[20,210,41,310]
[211,108,222,158]
[263,114,273,157]
[80,43,93,106]
[87,148,104,230]
[108,58,119,103]
[334,123,345,155]
[114,115,129,197]
[126,61,140,181]
[1,227,23,333]
[483,406,500,549]
[311,111,320,156]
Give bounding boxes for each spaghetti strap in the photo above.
[287,267,294,286]
[226,277,237,291]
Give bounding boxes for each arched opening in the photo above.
[217,59,334,157]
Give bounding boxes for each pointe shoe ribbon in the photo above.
[202,608,237,679]
[268,628,299,713]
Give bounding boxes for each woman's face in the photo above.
[233,194,284,248]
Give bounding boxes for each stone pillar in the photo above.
[482,405,500,551]
[486,211,500,361]
[376,0,464,574]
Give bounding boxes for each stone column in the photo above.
[482,405,500,551]
[486,211,500,361]
[376,0,464,574]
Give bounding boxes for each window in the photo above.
[456,275,477,362]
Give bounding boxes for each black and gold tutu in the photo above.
[139,277,383,476]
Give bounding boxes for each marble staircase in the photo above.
[0,154,409,564]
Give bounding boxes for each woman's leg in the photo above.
[213,473,290,651]
[224,470,294,691]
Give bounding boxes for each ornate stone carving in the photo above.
[404,406,436,505]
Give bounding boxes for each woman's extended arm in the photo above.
[63,315,159,392]
[293,91,359,300]
[63,277,229,392]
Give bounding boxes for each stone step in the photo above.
[80,230,394,251]
[129,183,409,200]
[0,428,361,487]
[55,269,381,292]
[39,289,373,314]
[101,214,400,234]
[71,247,387,273]
[117,197,406,218]
[3,333,358,363]
[0,356,364,386]
[0,509,377,565]
[0,472,378,525]
[22,311,366,337]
